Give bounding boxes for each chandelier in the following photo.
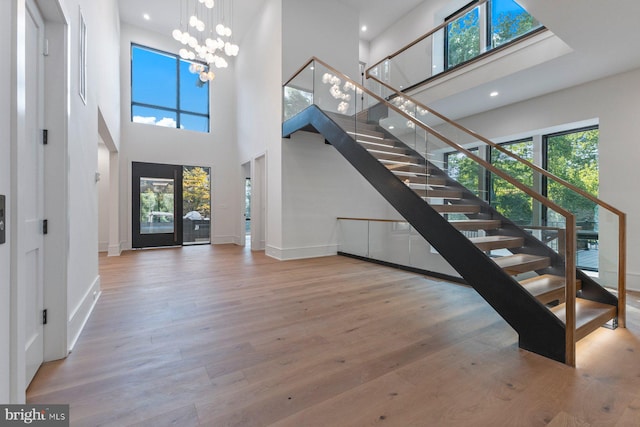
[171,0,240,82]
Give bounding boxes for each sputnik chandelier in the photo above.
[321,73,362,114]
[171,0,240,82]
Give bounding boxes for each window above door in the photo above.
[131,44,210,133]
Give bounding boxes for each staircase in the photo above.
[283,58,624,364]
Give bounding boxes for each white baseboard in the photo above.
[266,244,338,261]
[107,243,122,257]
[67,276,101,353]
[626,272,640,293]
[211,235,237,245]
[98,241,108,252]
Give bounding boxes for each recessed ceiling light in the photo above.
[361,25,367,32]
[389,125,395,130]
[143,13,150,20]
[490,91,499,97]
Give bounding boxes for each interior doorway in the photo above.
[245,178,252,244]
[241,161,252,248]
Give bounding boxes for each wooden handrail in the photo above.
[366,0,489,76]
[301,57,573,220]
[283,57,315,88]
[367,73,627,328]
[370,76,625,216]
[285,56,590,364]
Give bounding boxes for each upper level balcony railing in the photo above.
[366,0,544,93]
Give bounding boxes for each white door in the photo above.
[23,0,46,386]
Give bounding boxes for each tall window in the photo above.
[445,0,542,70]
[490,0,541,48]
[544,127,599,270]
[443,127,599,269]
[444,148,481,196]
[490,139,534,225]
[131,44,210,133]
[445,3,480,69]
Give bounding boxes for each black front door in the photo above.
[132,162,183,248]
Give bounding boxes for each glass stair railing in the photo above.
[283,57,623,366]
[365,62,626,333]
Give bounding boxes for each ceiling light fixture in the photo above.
[361,25,367,32]
[171,0,240,83]
[143,13,151,20]
[490,91,499,97]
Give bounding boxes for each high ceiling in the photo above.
[117,0,425,44]
[118,0,640,121]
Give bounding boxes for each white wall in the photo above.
[0,0,13,405]
[281,131,397,258]
[276,0,400,259]
[2,0,120,403]
[236,0,283,252]
[368,0,449,67]
[282,0,360,81]
[119,24,240,248]
[64,0,121,353]
[95,0,121,151]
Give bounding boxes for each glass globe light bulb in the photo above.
[172,29,182,41]
[216,24,225,36]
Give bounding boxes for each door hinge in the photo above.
[42,309,48,325]
[42,219,48,235]
[42,129,48,145]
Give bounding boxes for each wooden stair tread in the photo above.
[367,150,416,162]
[327,113,380,133]
[550,298,617,341]
[449,219,501,231]
[518,274,581,304]
[346,130,386,143]
[415,188,463,199]
[385,163,429,174]
[493,254,550,275]
[360,140,407,154]
[470,235,524,251]
[431,204,481,214]
[398,175,447,186]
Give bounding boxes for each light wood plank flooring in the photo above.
[27,245,640,426]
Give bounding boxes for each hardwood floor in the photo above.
[27,245,640,426]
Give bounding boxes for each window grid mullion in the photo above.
[131,43,210,132]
